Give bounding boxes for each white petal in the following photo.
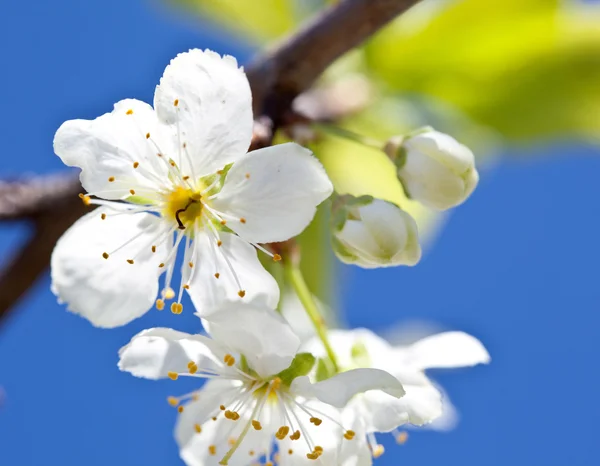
[54,99,170,200]
[291,368,405,408]
[118,328,221,379]
[187,231,280,315]
[406,131,474,174]
[176,381,272,466]
[154,49,253,177]
[356,375,442,432]
[205,307,300,378]
[50,208,168,328]
[212,143,333,243]
[403,331,491,369]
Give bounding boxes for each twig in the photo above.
[0,0,421,321]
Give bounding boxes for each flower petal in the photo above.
[54,99,170,200]
[50,208,168,328]
[205,307,301,378]
[154,49,253,177]
[118,328,221,379]
[291,368,405,408]
[187,231,280,315]
[212,143,333,243]
[176,380,272,466]
[402,331,491,370]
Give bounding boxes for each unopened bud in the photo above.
[384,128,479,210]
[331,195,421,268]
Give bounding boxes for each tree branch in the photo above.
[0,0,421,321]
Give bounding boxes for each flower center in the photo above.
[163,186,204,230]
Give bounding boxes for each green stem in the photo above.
[312,122,384,150]
[284,260,339,373]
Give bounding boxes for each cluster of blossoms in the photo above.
[51,49,488,465]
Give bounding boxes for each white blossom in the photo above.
[51,49,332,327]
[385,129,479,210]
[304,328,490,460]
[331,195,421,268]
[118,307,405,466]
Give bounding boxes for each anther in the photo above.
[102,252,109,259]
[146,133,150,139]
[183,176,190,181]
[158,263,165,268]
[171,302,183,314]
[220,405,226,411]
[217,170,223,175]
[271,377,282,391]
[155,299,165,311]
[273,254,282,262]
[126,259,134,264]
[194,424,202,433]
[208,445,217,456]
[309,417,322,426]
[314,446,323,454]
[188,261,194,268]
[79,193,91,206]
[249,450,255,456]
[108,176,115,182]
[133,161,139,169]
[275,426,290,440]
[290,430,301,441]
[169,160,176,167]
[174,99,179,107]
[238,290,246,298]
[240,217,247,224]
[217,240,222,247]
[188,363,198,374]
[126,109,133,115]
[245,173,250,179]
[167,372,178,380]
[129,189,136,195]
[163,288,175,299]
[288,449,293,455]
[344,430,355,440]
[101,213,107,220]
[177,405,184,413]
[214,273,220,279]
[167,396,179,406]
[251,420,262,430]
[183,284,190,290]
[223,354,235,366]
[151,245,156,253]
[396,431,408,444]
[228,437,237,446]
[220,220,226,225]
[372,445,385,458]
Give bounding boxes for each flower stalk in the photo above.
[284,257,340,373]
[312,121,383,150]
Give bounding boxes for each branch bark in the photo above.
[0,0,421,321]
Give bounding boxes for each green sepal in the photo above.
[275,353,316,387]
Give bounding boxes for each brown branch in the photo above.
[0,0,421,321]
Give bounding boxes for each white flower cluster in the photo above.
[51,49,488,466]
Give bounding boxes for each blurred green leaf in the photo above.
[366,0,600,141]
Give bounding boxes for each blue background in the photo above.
[1,1,598,465]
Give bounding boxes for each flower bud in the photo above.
[385,129,479,210]
[331,195,421,268]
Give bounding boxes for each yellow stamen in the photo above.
[194,424,202,433]
[214,273,220,279]
[102,252,109,259]
[240,217,246,224]
[238,290,246,298]
[167,372,178,380]
[126,109,133,115]
[309,417,322,426]
[126,259,134,264]
[101,213,106,220]
[273,254,282,262]
[396,431,408,444]
[171,302,183,314]
[290,430,301,441]
[133,161,139,169]
[174,99,179,107]
[155,299,165,311]
[177,405,184,413]
[372,445,385,458]
[146,133,150,139]
[129,189,136,195]
[108,176,115,182]
[208,445,216,456]
[167,396,179,406]
[251,420,262,431]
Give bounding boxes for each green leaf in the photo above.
[276,352,316,386]
[365,0,600,141]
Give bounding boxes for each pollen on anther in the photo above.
[183,284,190,290]
[240,217,247,224]
[151,245,156,253]
[372,445,385,458]
[214,273,220,279]
[396,431,408,445]
[108,176,115,182]
[238,290,246,298]
[155,299,165,311]
[288,449,293,455]
[344,430,355,440]
[101,213,107,220]
[163,287,175,299]
[146,132,150,139]
[167,396,179,407]
[290,430,301,441]
[171,302,183,314]
[249,450,255,456]
[167,372,179,380]
[169,160,176,167]
[79,193,91,206]
[188,363,198,374]
[194,424,202,433]
[183,176,190,181]
[309,417,322,426]
[208,445,216,456]
[273,254,282,262]
[228,437,237,446]
[126,109,133,115]
[220,220,226,225]
[251,420,262,431]
[217,240,222,247]
[102,252,109,259]
[133,161,139,169]
[245,173,250,179]
[177,405,184,413]
[126,259,134,264]
[220,405,226,411]
[159,263,165,268]
[223,354,235,366]
[188,261,194,268]
[174,99,179,107]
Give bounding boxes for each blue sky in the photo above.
[1,1,598,465]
